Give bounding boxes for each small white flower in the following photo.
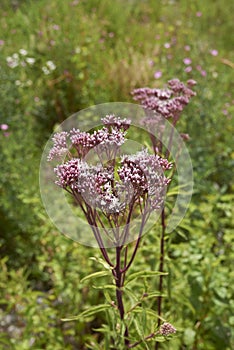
[26,57,35,65]
[15,80,21,86]
[26,80,32,86]
[12,53,19,59]
[6,56,12,63]
[46,60,56,70]
[42,66,50,75]
[19,49,28,56]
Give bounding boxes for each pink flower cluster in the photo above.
[48,115,131,161]
[132,78,196,121]
[49,116,171,216]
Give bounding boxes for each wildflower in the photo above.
[184,66,192,73]
[183,58,192,65]
[154,71,162,79]
[187,79,197,87]
[159,322,176,336]
[42,66,50,75]
[47,131,69,161]
[132,78,196,121]
[46,60,56,71]
[0,40,5,46]
[210,49,218,56]
[101,114,131,131]
[49,116,171,220]
[184,45,191,51]
[26,57,36,65]
[70,129,96,158]
[19,49,28,56]
[196,11,202,17]
[200,70,207,77]
[164,43,171,49]
[52,24,60,30]
[6,55,19,68]
[0,124,9,130]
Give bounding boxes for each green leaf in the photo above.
[133,319,150,350]
[183,328,196,346]
[130,307,166,322]
[90,256,114,271]
[125,271,168,285]
[61,304,110,322]
[80,271,110,283]
[141,291,167,300]
[92,284,116,290]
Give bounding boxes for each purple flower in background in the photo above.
[164,43,171,49]
[210,49,218,56]
[183,58,192,65]
[154,71,162,79]
[184,45,191,51]
[196,11,202,17]
[201,70,207,77]
[132,78,196,122]
[1,124,9,130]
[52,24,60,30]
[0,40,5,46]
[185,66,192,73]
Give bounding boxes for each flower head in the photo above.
[101,114,131,131]
[1,124,9,131]
[132,78,196,121]
[159,322,176,336]
[47,131,69,161]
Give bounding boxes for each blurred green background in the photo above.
[0,0,233,349]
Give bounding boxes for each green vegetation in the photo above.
[0,0,233,349]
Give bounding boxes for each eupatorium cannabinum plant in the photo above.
[48,115,175,348]
[132,78,196,349]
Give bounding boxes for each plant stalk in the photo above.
[155,208,166,350]
[115,246,129,347]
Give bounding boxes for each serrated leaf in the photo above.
[80,271,110,283]
[125,271,168,285]
[61,304,110,322]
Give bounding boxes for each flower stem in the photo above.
[115,246,129,347]
[155,208,166,350]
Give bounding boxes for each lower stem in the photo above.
[115,246,129,347]
[155,208,166,350]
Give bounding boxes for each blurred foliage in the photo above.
[0,0,233,349]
